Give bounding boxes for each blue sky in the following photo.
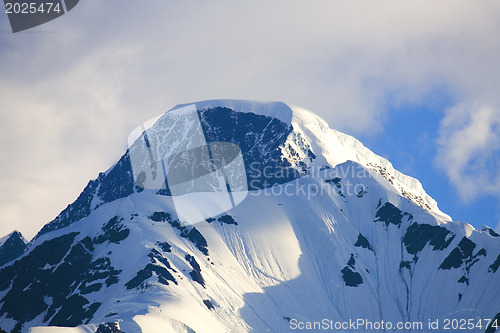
[1,1,499,239]
[357,99,500,231]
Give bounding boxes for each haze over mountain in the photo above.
[0,100,498,333]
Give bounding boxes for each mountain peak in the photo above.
[35,100,449,239]
[0,230,27,267]
[289,103,450,219]
[2,100,497,333]
[147,100,448,219]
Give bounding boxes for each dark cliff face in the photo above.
[0,206,222,332]
[1,102,498,333]
[197,107,313,190]
[0,139,498,332]
[0,231,27,267]
[0,104,317,332]
[0,221,125,332]
[35,107,314,239]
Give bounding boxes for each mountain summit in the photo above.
[0,231,27,267]
[0,100,498,333]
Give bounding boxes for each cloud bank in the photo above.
[436,103,500,232]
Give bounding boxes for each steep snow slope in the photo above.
[0,100,498,333]
[288,105,450,219]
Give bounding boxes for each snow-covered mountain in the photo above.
[0,231,26,267]
[0,100,499,333]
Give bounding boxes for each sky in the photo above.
[0,1,500,240]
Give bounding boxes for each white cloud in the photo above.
[436,104,500,201]
[2,1,500,238]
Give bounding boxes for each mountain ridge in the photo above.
[33,100,450,241]
[0,100,498,333]
[0,231,27,267]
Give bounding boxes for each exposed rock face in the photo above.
[0,100,498,333]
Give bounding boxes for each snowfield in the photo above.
[0,100,498,333]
